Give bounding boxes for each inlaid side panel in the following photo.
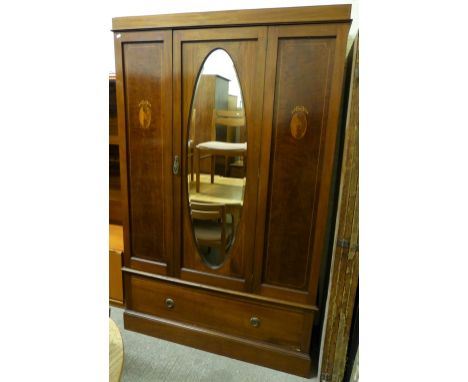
[264,38,334,296]
[124,42,165,261]
[115,31,173,274]
[263,37,336,290]
[254,23,350,306]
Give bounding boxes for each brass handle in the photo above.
[165,298,175,309]
[250,317,261,328]
[173,155,180,175]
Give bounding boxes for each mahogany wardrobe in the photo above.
[112,5,351,377]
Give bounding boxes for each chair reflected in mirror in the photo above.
[196,109,246,192]
[190,201,235,267]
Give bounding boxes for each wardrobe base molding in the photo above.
[124,310,312,377]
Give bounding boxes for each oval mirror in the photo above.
[187,49,246,268]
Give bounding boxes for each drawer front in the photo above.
[126,275,314,351]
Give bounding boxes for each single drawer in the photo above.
[126,274,314,352]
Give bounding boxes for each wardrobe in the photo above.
[112,5,351,377]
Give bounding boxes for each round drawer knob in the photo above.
[250,317,261,328]
[165,298,175,309]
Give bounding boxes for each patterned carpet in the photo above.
[110,307,317,382]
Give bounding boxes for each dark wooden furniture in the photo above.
[113,5,351,377]
[109,74,124,306]
[109,224,124,306]
[109,74,122,225]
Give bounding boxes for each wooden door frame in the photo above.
[114,30,174,276]
[172,27,267,292]
[319,32,359,382]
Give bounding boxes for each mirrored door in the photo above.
[173,27,267,291]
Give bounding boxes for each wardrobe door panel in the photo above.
[265,35,335,291]
[254,24,350,305]
[114,31,173,275]
[173,27,267,291]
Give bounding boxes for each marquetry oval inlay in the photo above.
[290,106,308,140]
[138,100,152,129]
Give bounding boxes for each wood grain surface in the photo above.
[124,309,312,378]
[113,6,353,377]
[109,224,124,252]
[253,23,350,307]
[319,33,359,382]
[173,27,267,291]
[114,30,173,276]
[112,5,351,31]
[126,274,314,352]
[109,224,124,305]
